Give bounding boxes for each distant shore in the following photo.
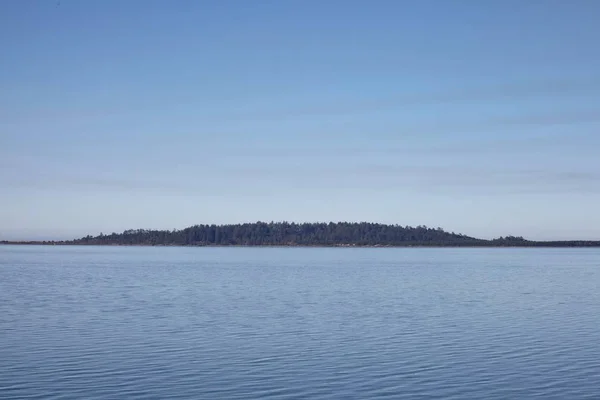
[3,222,599,248]
[2,241,600,248]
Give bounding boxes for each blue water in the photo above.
[1,246,599,399]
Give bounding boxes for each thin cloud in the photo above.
[233,78,600,122]
[5,77,600,124]
[1,173,278,197]
[3,143,600,196]
[202,164,600,195]
[211,108,600,159]
[6,168,600,196]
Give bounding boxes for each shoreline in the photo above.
[2,242,600,248]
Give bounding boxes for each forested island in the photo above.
[2,222,600,247]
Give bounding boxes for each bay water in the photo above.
[1,246,599,399]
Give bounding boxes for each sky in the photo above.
[1,0,600,241]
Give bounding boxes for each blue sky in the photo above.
[1,0,600,241]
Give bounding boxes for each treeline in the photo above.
[69,222,485,247]
[54,221,594,247]
[3,222,599,247]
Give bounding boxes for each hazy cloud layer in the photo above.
[4,77,600,124]
[4,163,600,197]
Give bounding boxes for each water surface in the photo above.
[1,246,599,399]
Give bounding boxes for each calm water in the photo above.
[1,246,599,399]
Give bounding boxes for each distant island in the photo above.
[2,222,600,247]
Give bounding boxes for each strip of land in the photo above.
[2,222,599,247]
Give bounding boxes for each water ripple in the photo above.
[1,246,600,399]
